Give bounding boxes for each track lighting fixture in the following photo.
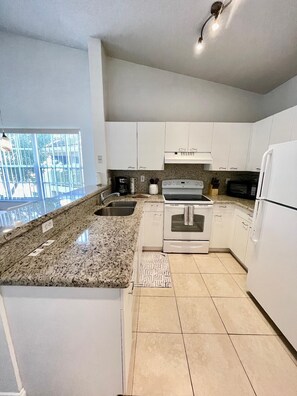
[196,1,232,52]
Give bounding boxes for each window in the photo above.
[0,130,84,201]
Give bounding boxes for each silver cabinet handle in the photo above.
[188,206,194,226]
[139,166,146,169]
[230,167,238,170]
[214,215,222,217]
[184,206,189,226]
[219,167,226,170]
[190,148,198,151]
[128,166,135,169]
[256,167,261,171]
[219,205,227,208]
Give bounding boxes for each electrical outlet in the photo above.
[140,175,145,183]
[42,219,53,233]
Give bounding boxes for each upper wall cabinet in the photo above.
[165,122,189,152]
[188,123,213,152]
[270,106,296,145]
[138,122,165,170]
[106,122,137,170]
[165,122,213,152]
[247,116,273,172]
[210,123,252,171]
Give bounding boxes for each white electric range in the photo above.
[162,180,213,253]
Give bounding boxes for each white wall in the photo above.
[262,75,297,117]
[0,31,96,185]
[88,38,108,185]
[105,58,263,122]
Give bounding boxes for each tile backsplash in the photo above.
[110,164,259,195]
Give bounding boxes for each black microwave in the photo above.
[227,180,258,200]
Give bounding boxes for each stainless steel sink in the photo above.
[94,207,135,216]
[106,201,137,208]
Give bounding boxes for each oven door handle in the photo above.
[188,205,194,226]
[184,206,189,226]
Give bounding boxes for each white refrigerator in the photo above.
[247,140,297,350]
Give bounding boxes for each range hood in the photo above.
[164,152,213,164]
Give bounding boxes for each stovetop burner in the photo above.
[164,194,212,202]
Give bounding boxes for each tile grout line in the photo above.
[209,292,258,396]
[131,291,141,396]
[196,254,258,396]
[171,262,196,396]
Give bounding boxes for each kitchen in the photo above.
[0,1,297,396]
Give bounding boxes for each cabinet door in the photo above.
[188,123,213,152]
[143,212,164,250]
[231,214,250,263]
[138,122,165,170]
[210,204,234,249]
[247,116,273,172]
[106,122,137,170]
[165,122,189,152]
[270,107,294,145]
[211,123,230,170]
[228,123,251,171]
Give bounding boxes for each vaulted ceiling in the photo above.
[1,0,297,93]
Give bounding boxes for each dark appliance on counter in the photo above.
[115,176,129,195]
[227,180,258,200]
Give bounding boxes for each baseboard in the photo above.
[0,389,26,396]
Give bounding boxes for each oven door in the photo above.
[164,204,213,241]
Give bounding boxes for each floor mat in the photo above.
[139,252,172,288]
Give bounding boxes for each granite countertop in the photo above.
[0,194,164,289]
[207,195,255,212]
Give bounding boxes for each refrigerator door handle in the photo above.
[184,206,189,226]
[257,148,273,200]
[251,199,264,243]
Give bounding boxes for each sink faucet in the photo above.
[100,191,120,205]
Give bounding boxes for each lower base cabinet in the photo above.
[210,204,234,249]
[210,204,253,268]
[142,203,164,250]
[230,210,252,266]
[0,234,143,396]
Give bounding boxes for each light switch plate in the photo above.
[42,220,53,233]
[140,175,145,182]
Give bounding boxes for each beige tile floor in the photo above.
[130,253,297,396]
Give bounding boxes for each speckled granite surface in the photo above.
[0,195,164,288]
[208,195,255,212]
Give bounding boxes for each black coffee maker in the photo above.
[115,176,129,195]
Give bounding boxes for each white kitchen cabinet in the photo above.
[270,107,295,145]
[165,122,189,152]
[230,209,252,265]
[106,122,137,170]
[138,122,165,170]
[211,123,230,170]
[210,123,251,171]
[142,203,164,250]
[247,116,273,172]
[165,122,213,153]
[188,122,213,152]
[210,204,234,249]
[228,124,252,170]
